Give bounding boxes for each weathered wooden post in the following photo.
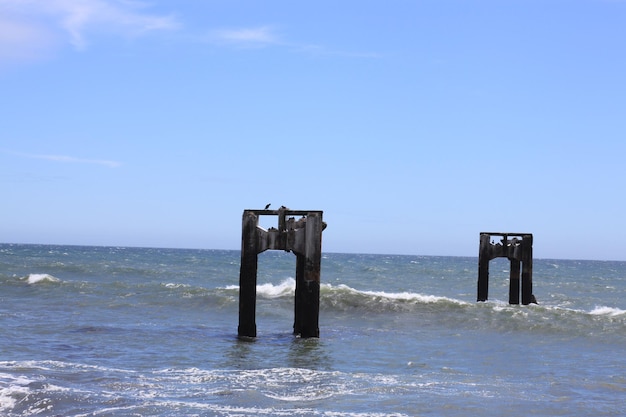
[237,207,326,338]
[238,211,260,337]
[520,234,534,305]
[477,233,491,302]
[509,258,521,305]
[477,232,536,305]
[293,212,323,337]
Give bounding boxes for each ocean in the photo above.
[1,243,625,416]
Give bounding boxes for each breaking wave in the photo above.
[24,274,61,285]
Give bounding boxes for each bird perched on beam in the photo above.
[264,203,271,209]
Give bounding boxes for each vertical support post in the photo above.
[293,212,322,338]
[477,233,490,302]
[509,258,521,304]
[238,211,259,337]
[521,235,534,305]
[293,253,305,335]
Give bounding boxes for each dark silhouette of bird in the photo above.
[264,203,271,209]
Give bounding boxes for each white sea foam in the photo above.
[224,280,467,308]
[257,278,295,298]
[327,283,468,306]
[0,387,20,412]
[589,306,626,317]
[163,283,190,289]
[153,367,346,403]
[360,289,468,305]
[223,279,296,298]
[224,279,468,308]
[0,373,37,413]
[25,273,60,284]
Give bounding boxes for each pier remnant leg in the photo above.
[293,212,322,338]
[509,259,521,304]
[521,235,534,305]
[477,233,491,302]
[238,211,259,337]
[293,253,305,335]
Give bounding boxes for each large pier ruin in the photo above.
[238,207,326,338]
[477,232,536,305]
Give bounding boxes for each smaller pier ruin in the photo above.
[477,232,536,305]
[238,207,326,338]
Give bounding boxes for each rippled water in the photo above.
[1,244,625,416]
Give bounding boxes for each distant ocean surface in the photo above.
[1,244,625,416]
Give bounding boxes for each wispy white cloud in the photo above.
[209,26,280,47]
[0,0,179,62]
[5,150,121,168]
[51,0,180,49]
[0,1,378,65]
[0,16,59,65]
[207,25,381,58]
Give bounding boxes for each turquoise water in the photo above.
[1,244,625,416]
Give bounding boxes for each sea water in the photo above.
[1,244,625,416]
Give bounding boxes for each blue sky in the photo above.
[1,0,625,260]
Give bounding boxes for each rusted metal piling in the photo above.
[238,207,325,338]
[477,232,536,305]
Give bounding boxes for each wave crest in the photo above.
[24,274,60,285]
[258,278,296,298]
[223,280,466,312]
[322,284,468,312]
[590,306,626,317]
